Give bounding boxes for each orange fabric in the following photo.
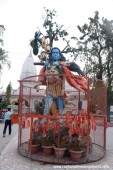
[60,63,88,91]
[11,114,18,124]
[38,63,88,91]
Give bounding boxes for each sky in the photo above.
[0,0,113,91]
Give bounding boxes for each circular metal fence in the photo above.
[14,75,107,164]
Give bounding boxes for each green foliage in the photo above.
[77,11,104,78]
[41,128,54,146]
[54,138,68,148]
[0,83,12,110]
[0,25,10,74]
[77,11,113,80]
[41,135,53,146]
[29,136,40,145]
[76,11,113,120]
[35,101,44,114]
[54,126,70,148]
[0,48,10,71]
[42,7,69,48]
[32,138,39,145]
[0,99,8,110]
[69,140,81,151]
[5,82,12,105]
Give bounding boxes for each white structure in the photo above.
[20,50,37,80]
[19,50,45,113]
[0,50,45,114]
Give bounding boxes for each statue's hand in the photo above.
[53,61,59,66]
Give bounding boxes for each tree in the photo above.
[0,25,10,73]
[102,19,113,120]
[0,48,10,71]
[76,11,113,121]
[43,8,69,49]
[31,7,81,61]
[5,82,12,105]
[76,11,106,79]
[0,82,12,110]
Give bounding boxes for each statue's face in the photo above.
[51,48,61,61]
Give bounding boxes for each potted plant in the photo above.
[69,140,83,162]
[41,128,54,156]
[29,138,40,154]
[54,137,67,158]
[53,126,70,158]
[79,132,92,158]
[54,130,69,159]
[29,123,42,154]
[34,101,44,115]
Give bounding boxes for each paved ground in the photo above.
[0,121,18,153]
[0,126,113,170]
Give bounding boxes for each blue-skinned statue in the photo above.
[32,31,88,116]
[43,47,65,116]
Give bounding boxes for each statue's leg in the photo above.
[44,95,53,115]
[56,97,64,116]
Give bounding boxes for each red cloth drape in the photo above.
[38,63,88,91]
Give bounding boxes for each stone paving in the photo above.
[0,122,18,153]
[0,127,113,170]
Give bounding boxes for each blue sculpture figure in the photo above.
[32,31,87,117]
[43,47,64,116]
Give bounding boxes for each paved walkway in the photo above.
[0,122,18,153]
[0,127,113,170]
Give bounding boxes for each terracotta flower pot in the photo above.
[42,145,53,156]
[29,144,39,154]
[54,147,66,158]
[70,150,83,162]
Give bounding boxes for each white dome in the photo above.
[20,51,37,80]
